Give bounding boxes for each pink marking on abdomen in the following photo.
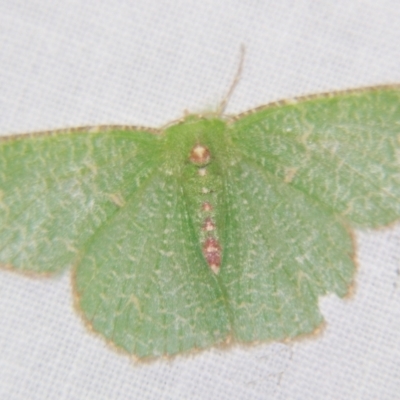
[203,237,222,274]
[202,202,213,212]
[202,217,216,231]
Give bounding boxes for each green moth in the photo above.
[1,86,399,359]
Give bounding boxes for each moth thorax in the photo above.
[189,144,211,166]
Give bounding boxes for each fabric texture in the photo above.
[0,1,399,399]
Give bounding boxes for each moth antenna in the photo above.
[217,44,246,116]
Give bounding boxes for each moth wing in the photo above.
[232,87,400,227]
[219,87,400,342]
[0,128,160,273]
[74,171,229,358]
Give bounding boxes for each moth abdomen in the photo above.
[186,143,224,274]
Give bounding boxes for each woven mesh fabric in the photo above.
[0,1,399,399]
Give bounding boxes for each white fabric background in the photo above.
[0,1,400,399]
